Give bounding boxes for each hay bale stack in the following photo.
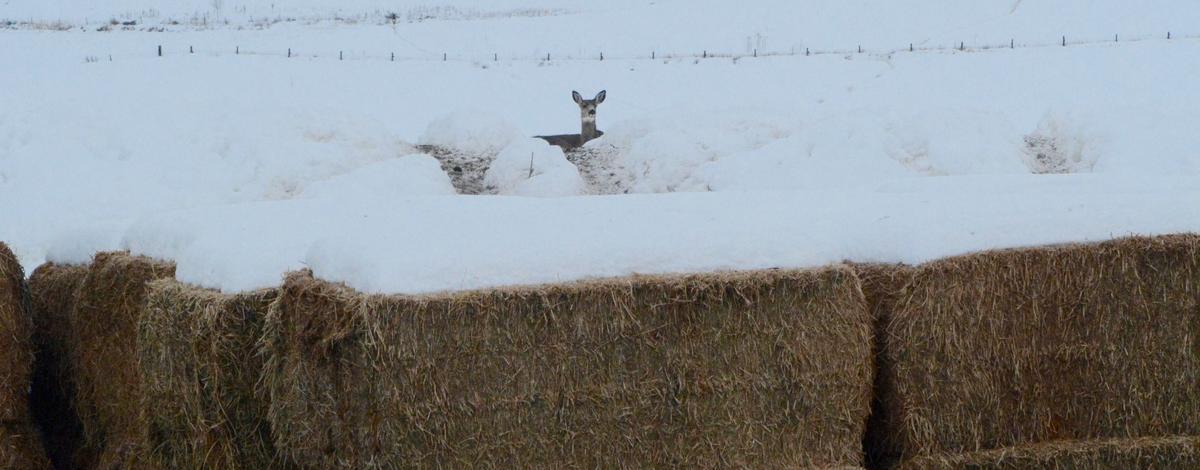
[28,262,91,469]
[884,235,1200,463]
[851,263,914,470]
[70,252,175,468]
[0,243,51,469]
[263,267,874,468]
[899,436,1200,469]
[139,280,278,469]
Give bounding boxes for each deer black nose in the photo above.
[588,110,596,115]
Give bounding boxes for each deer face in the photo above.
[572,90,606,121]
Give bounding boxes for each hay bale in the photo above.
[899,436,1200,469]
[263,267,874,468]
[28,262,91,469]
[70,252,175,468]
[884,235,1200,460]
[850,263,914,470]
[0,243,51,469]
[139,280,278,469]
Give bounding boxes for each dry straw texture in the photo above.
[263,267,874,468]
[28,262,90,469]
[883,235,1200,461]
[850,263,914,470]
[139,280,280,469]
[899,436,1200,469]
[70,252,175,468]
[0,243,51,469]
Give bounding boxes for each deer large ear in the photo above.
[572,91,583,104]
[594,90,606,103]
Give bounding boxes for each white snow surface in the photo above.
[3,1,1199,293]
[484,139,585,197]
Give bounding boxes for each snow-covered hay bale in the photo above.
[70,252,175,468]
[263,267,874,468]
[0,243,51,469]
[884,235,1200,462]
[27,262,90,468]
[898,436,1200,469]
[139,280,278,469]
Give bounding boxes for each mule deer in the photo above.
[536,90,606,151]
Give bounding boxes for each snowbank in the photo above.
[483,139,585,197]
[302,154,455,199]
[112,174,1200,294]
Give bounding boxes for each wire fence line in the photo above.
[93,30,1198,65]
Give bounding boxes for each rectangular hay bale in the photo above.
[898,436,1200,469]
[883,235,1200,461]
[263,266,874,468]
[139,279,278,469]
[0,242,51,469]
[70,252,175,468]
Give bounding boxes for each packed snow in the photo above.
[2,1,1198,293]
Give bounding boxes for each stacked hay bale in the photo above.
[69,253,175,468]
[263,267,875,468]
[882,235,1200,467]
[27,262,91,469]
[138,280,278,469]
[0,243,51,469]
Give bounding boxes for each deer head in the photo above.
[572,90,606,142]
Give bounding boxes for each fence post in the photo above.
[236,46,239,55]
[652,51,655,59]
[546,52,550,61]
[703,50,707,58]
[1115,34,1119,42]
[391,52,394,61]
[858,45,862,53]
[910,43,913,52]
[753,48,757,57]
[1167,31,1172,39]
[1010,39,1014,49]
[157,45,162,57]
[805,48,809,56]
[600,52,604,61]
[959,41,964,51]
[287,48,291,58]
[494,53,498,61]
[189,46,193,54]
[1062,36,1066,46]
[340,51,343,60]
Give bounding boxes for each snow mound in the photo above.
[303,154,456,199]
[484,138,585,197]
[418,111,522,155]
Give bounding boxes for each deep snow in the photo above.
[2,1,1198,293]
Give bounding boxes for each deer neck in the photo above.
[581,116,598,143]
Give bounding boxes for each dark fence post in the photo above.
[805,47,809,56]
[1010,39,1014,48]
[287,48,291,58]
[1062,36,1066,46]
[189,46,193,54]
[391,52,395,61]
[858,45,862,53]
[339,51,343,60]
[157,45,162,57]
[236,46,239,54]
[910,43,913,52]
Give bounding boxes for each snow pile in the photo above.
[303,155,456,199]
[1021,111,1100,174]
[106,174,1200,294]
[418,111,522,155]
[484,139,585,197]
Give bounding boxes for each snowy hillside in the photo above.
[2,1,1198,293]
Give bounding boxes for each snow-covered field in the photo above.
[2,1,1198,293]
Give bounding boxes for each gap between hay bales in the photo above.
[28,262,90,470]
[262,267,875,468]
[0,242,51,469]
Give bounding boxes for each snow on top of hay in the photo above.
[115,173,1200,294]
